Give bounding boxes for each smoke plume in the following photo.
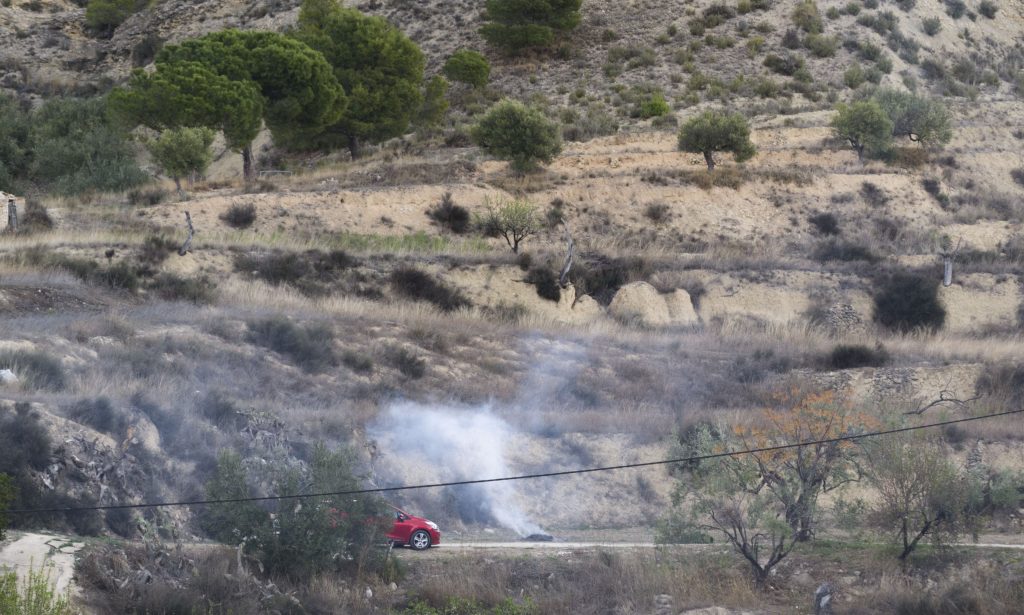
[369,401,545,537]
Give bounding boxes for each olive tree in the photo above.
[666,389,874,581]
[872,88,953,149]
[202,445,390,578]
[831,100,893,162]
[478,198,538,254]
[472,99,562,174]
[146,127,216,191]
[865,435,978,560]
[677,110,756,171]
[294,0,424,158]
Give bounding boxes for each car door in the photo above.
[388,513,414,543]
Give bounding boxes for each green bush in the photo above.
[443,50,491,88]
[792,0,823,33]
[480,0,582,54]
[146,126,215,191]
[85,0,135,37]
[805,33,838,57]
[978,0,997,18]
[638,93,671,119]
[873,271,945,333]
[472,99,561,174]
[28,97,147,196]
[0,566,72,615]
[247,317,337,372]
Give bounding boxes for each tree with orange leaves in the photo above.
[667,388,875,583]
[733,388,877,542]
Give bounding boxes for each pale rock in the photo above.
[665,289,699,325]
[608,282,671,326]
[0,369,17,384]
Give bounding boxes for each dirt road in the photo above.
[0,532,83,596]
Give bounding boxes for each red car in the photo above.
[386,507,441,550]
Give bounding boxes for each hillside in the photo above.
[1,0,1024,612]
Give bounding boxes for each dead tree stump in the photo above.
[6,198,17,233]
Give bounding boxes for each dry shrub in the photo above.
[220,203,257,229]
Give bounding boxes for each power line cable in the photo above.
[6,408,1022,516]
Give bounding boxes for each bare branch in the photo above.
[904,389,982,416]
[559,219,574,288]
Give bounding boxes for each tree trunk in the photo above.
[855,143,865,163]
[348,134,361,160]
[704,150,716,171]
[242,145,255,182]
[173,176,182,193]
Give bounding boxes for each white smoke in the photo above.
[369,401,545,537]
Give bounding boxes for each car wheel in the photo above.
[409,529,431,551]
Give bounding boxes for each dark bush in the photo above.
[126,188,168,206]
[64,397,128,436]
[807,212,840,235]
[812,239,877,262]
[388,348,426,379]
[220,203,257,229]
[975,364,1024,410]
[136,234,176,270]
[19,200,53,233]
[763,53,805,76]
[131,33,162,67]
[644,202,671,224]
[1011,168,1024,187]
[196,392,246,430]
[148,273,217,304]
[247,317,336,373]
[132,394,185,445]
[389,267,470,312]
[341,350,374,373]
[235,251,310,285]
[96,261,140,292]
[525,267,561,302]
[978,0,997,18]
[105,507,137,538]
[825,344,890,369]
[944,0,965,18]
[0,351,65,391]
[860,182,889,207]
[427,192,470,234]
[0,404,52,473]
[873,271,945,333]
[574,256,653,305]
